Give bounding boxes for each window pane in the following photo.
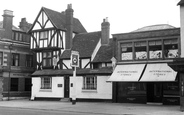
[121,42,133,60]
[164,39,178,58]
[149,40,162,59]
[135,41,147,60]
[41,77,52,89]
[83,76,97,90]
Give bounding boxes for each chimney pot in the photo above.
[3,10,13,16]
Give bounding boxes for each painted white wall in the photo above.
[31,77,64,99]
[70,75,112,99]
[63,60,72,69]
[81,59,90,68]
[180,6,184,57]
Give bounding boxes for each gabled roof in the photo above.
[61,31,101,59]
[92,39,113,63]
[29,7,87,33]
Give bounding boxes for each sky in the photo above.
[0,0,181,35]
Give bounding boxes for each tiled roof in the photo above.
[132,24,175,32]
[31,67,112,76]
[92,39,113,63]
[42,7,87,33]
[0,21,24,32]
[61,31,101,59]
[178,0,184,5]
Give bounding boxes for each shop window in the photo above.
[41,77,52,89]
[121,42,133,60]
[42,51,52,68]
[164,39,178,58]
[83,76,97,90]
[12,53,19,66]
[0,52,3,65]
[10,78,19,91]
[135,41,147,60]
[149,40,162,59]
[117,83,146,96]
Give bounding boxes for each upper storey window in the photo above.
[149,40,162,59]
[135,41,147,60]
[42,51,52,68]
[164,39,178,58]
[121,42,133,60]
[40,31,48,48]
[120,38,179,61]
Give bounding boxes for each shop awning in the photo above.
[140,63,177,82]
[107,64,146,82]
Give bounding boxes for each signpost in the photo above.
[70,51,79,105]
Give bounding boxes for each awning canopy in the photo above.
[107,64,145,82]
[140,63,177,82]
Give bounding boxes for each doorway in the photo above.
[147,83,163,103]
[64,76,70,98]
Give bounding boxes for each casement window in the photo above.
[42,51,52,67]
[164,39,178,58]
[40,31,48,48]
[121,42,133,60]
[26,55,33,67]
[83,76,97,90]
[12,53,19,66]
[0,52,3,65]
[10,78,19,91]
[41,77,52,89]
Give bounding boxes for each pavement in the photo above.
[0,99,184,115]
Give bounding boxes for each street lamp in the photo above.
[8,43,13,101]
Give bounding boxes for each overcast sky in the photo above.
[0,0,181,35]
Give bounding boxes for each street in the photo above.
[0,107,105,115]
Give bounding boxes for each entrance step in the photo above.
[60,98,70,102]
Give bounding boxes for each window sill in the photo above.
[82,89,97,93]
[39,89,52,92]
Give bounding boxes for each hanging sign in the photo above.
[70,51,79,67]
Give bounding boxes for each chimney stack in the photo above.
[19,18,31,32]
[65,4,73,49]
[101,17,110,45]
[3,10,13,39]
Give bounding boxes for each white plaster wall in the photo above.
[180,6,184,57]
[63,60,72,69]
[31,77,64,98]
[70,75,112,99]
[81,59,90,68]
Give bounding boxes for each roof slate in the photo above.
[42,7,87,33]
[61,31,101,59]
[92,39,113,63]
[31,67,112,76]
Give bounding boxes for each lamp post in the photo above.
[8,43,13,101]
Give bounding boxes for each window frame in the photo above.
[12,53,19,66]
[82,75,97,90]
[26,55,33,67]
[42,51,52,68]
[41,77,52,89]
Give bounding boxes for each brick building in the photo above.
[0,10,34,100]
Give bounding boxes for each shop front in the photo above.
[108,63,179,105]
